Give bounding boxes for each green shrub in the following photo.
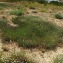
[0,2,6,6]
[0,16,63,49]
[55,14,63,19]
[0,2,8,9]
[54,55,63,63]
[10,9,24,16]
[0,6,3,10]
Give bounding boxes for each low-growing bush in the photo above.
[0,16,63,49]
[10,9,24,16]
[54,54,63,63]
[55,14,63,19]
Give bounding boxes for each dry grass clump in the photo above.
[54,54,63,63]
[0,52,35,63]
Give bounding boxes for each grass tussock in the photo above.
[0,16,63,49]
[55,14,63,19]
[10,9,24,16]
[10,5,24,16]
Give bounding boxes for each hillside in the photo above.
[0,1,63,63]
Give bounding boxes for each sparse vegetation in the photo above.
[55,14,63,19]
[10,5,25,16]
[40,8,47,12]
[10,9,24,16]
[0,1,63,63]
[0,3,7,10]
[0,52,35,63]
[54,54,63,63]
[29,6,36,9]
[0,2,7,7]
[0,6,4,10]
